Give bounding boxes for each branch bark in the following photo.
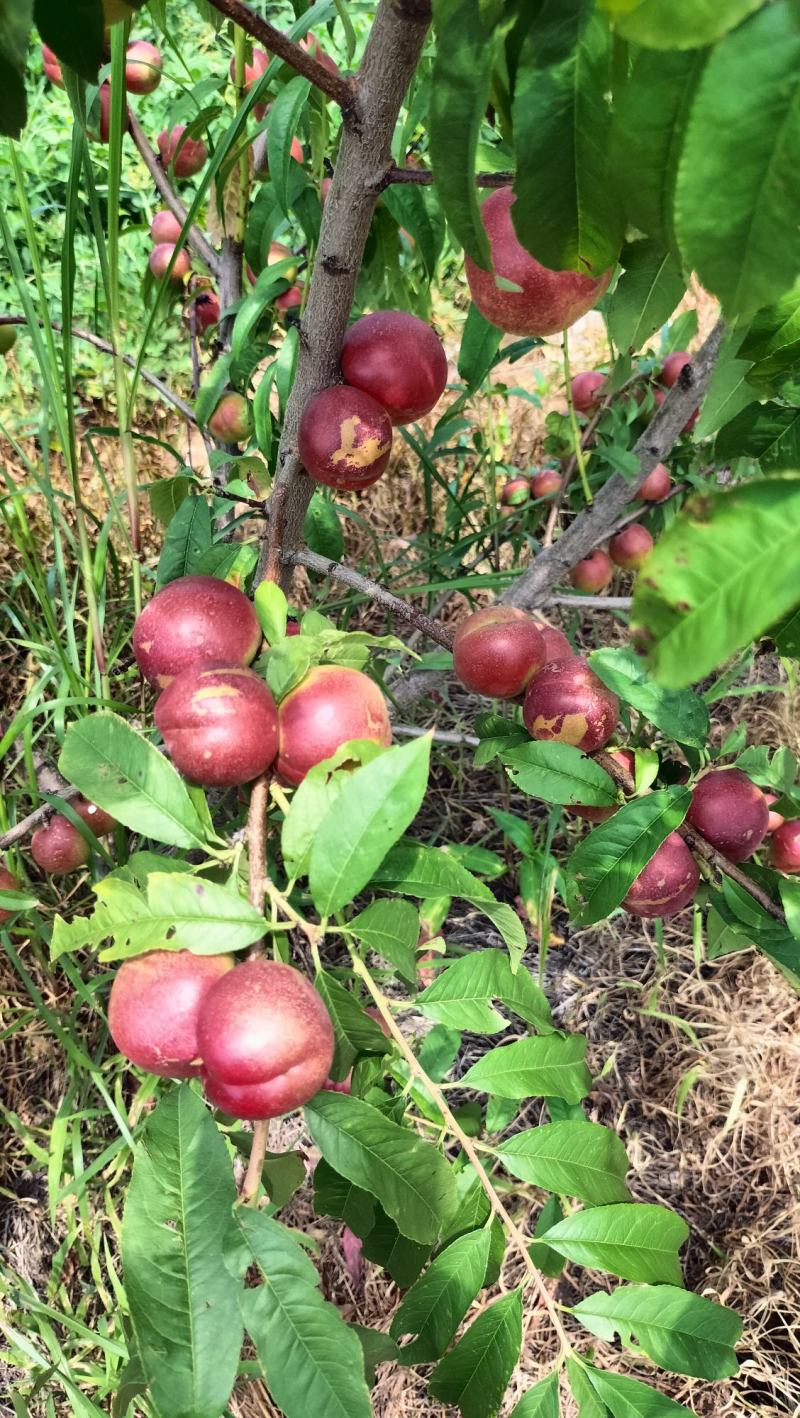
[284,548,455,648]
[204,0,356,110]
[256,0,432,589]
[381,165,513,189]
[127,110,221,278]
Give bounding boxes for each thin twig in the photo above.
[380,165,513,189]
[239,1120,270,1206]
[127,110,221,278]
[203,0,356,110]
[393,724,479,747]
[0,786,81,851]
[284,548,455,649]
[545,593,632,611]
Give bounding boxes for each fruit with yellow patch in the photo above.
[298,385,393,490]
[522,657,619,753]
[155,665,279,786]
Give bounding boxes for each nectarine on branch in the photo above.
[204,0,355,110]
[127,110,220,278]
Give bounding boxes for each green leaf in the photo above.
[148,474,192,527]
[268,76,311,216]
[121,1087,242,1418]
[691,329,756,440]
[529,1195,566,1280]
[610,0,767,47]
[237,1210,372,1418]
[567,1357,609,1418]
[630,476,800,687]
[501,740,618,806]
[390,1229,491,1363]
[34,0,104,81]
[155,496,212,589]
[304,1090,456,1246]
[315,970,390,1080]
[348,899,419,982]
[304,493,344,562]
[372,842,527,966]
[497,1121,630,1206]
[59,713,208,849]
[416,949,553,1034]
[353,1325,400,1386]
[715,403,800,469]
[428,1289,522,1418]
[458,302,503,389]
[429,0,495,266]
[313,1158,376,1237]
[541,1203,687,1285]
[512,2,622,275]
[310,736,432,913]
[739,280,800,381]
[588,648,709,746]
[254,579,288,645]
[461,1034,592,1103]
[263,637,315,702]
[572,1284,742,1379]
[360,1206,432,1287]
[610,47,708,247]
[674,4,800,317]
[585,1366,693,1417]
[0,0,31,137]
[509,1374,560,1418]
[382,184,445,280]
[607,241,685,354]
[566,788,691,925]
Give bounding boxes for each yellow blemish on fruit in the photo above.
[331,416,390,469]
[192,685,240,703]
[533,712,589,746]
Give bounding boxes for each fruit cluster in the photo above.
[450,604,794,917]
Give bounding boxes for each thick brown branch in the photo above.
[501,320,726,612]
[284,549,455,648]
[203,0,356,109]
[256,0,431,590]
[127,111,221,278]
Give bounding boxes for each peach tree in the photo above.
[2,0,800,1416]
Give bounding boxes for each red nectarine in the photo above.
[149,243,190,285]
[190,290,220,333]
[31,815,90,874]
[150,209,182,244]
[155,665,279,786]
[465,189,612,337]
[158,125,207,178]
[453,606,545,699]
[531,468,562,499]
[622,832,699,917]
[0,865,20,924]
[635,463,671,502]
[660,351,690,389]
[539,624,574,663]
[523,657,619,752]
[570,549,613,593]
[568,747,634,823]
[770,820,800,872]
[133,574,262,687]
[277,664,392,785]
[764,793,785,834]
[501,476,530,507]
[609,524,653,570]
[686,767,769,863]
[125,40,162,94]
[298,386,392,490]
[73,798,116,836]
[341,311,448,425]
[571,371,605,414]
[109,949,233,1076]
[209,392,253,443]
[42,43,64,86]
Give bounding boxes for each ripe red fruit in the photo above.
[149,243,191,285]
[155,665,279,787]
[769,820,800,872]
[150,209,182,244]
[198,959,335,1119]
[125,39,162,94]
[134,574,262,687]
[41,43,64,86]
[208,392,253,444]
[501,476,530,507]
[341,311,448,425]
[0,865,20,924]
[686,767,769,862]
[570,549,613,593]
[660,351,690,388]
[158,125,208,178]
[190,289,220,333]
[298,385,392,490]
[453,606,546,699]
[276,284,302,312]
[523,657,619,753]
[465,189,612,337]
[636,462,671,502]
[571,371,605,414]
[531,468,562,499]
[109,949,233,1076]
[277,665,392,785]
[229,47,269,90]
[31,815,90,874]
[622,832,699,917]
[73,797,116,836]
[569,747,635,823]
[764,793,785,834]
[609,524,654,570]
[540,624,574,663]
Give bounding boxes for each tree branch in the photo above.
[0,787,81,851]
[127,110,221,278]
[380,165,513,189]
[255,0,432,590]
[203,0,356,110]
[284,548,455,648]
[501,320,726,611]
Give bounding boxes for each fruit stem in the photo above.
[349,951,575,1356]
[239,1119,270,1205]
[246,773,271,955]
[562,330,593,507]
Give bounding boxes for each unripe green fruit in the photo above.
[208,392,253,444]
[198,959,335,1119]
[500,476,530,507]
[523,657,619,753]
[453,606,546,699]
[0,325,17,354]
[109,949,234,1077]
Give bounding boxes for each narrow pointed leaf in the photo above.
[390,1228,491,1363]
[566,789,691,925]
[428,1289,523,1418]
[417,950,552,1034]
[573,1284,741,1379]
[461,1034,591,1103]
